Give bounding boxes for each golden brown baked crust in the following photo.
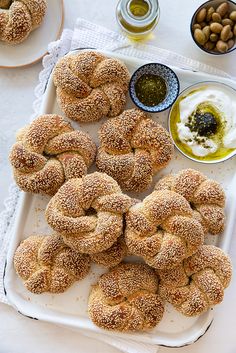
[158,245,232,316]
[96,108,173,192]
[90,236,127,268]
[9,114,96,196]
[125,189,204,269]
[90,198,140,267]
[88,263,164,331]
[45,172,133,254]
[53,51,130,123]
[0,0,47,44]
[14,234,91,294]
[155,168,225,235]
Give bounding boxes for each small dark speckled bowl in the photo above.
[129,63,180,113]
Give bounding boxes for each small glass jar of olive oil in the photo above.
[116,0,160,40]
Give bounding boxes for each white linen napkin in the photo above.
[0,17,234,353]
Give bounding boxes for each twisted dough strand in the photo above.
[155,168,225,234]
[90,236,127,268]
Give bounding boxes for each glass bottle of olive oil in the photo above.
[116,0,160,40]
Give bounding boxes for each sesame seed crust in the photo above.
[45,172,133,254]
[125,190,204,270]
[9,114,96,196]
[96,108,174,192]
[157,245,232,316]
[154,168,225,235]
[88,263,164,331]
[53,51,130,123]
[90,236,127,268]
[14,234,91,294]
[0,0,46,44]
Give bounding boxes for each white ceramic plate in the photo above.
[0,0,64,68]
[4,50,236,347]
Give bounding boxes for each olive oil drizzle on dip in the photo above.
[184,102,226,148]
[135,74,167,107]
[170,87,236,161]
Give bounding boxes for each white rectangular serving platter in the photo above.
[4,49,236,347]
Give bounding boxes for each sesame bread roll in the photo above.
[125,189,204,270]
[158,245,232,316]
[88,263,164,331]
[0,0,46,44]
[53,51,130,123]
[14,234,91,294]
[96,108,173,192]
[46,172,133,254]
[9,114,96,196]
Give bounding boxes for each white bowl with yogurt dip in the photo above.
[169,81,236,163]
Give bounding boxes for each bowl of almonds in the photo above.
[191,0,236,54]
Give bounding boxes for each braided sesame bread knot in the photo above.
[88,263,164,332]
[0,0,46,44]
[125,190,204,270]
[45,172,133,254]
[154,168,225,235]
[9,114,96,196]
[14,234,91,294]
[158,245,232,316]
[53,51,130,123]
[96,108,174,192]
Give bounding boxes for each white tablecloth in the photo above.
[1,1,236,352]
